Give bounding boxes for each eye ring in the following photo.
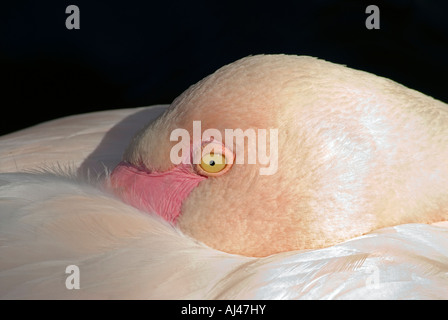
[194,141,234,177]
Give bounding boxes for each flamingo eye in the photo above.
[194,142,234,177]
[200,152,227,173]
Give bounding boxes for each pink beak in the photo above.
[110,161,206,223]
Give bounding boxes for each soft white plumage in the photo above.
[1,106,448,299]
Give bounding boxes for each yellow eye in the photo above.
[194,142,234,177]
[200,152,227,173]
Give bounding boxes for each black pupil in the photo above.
[209,160,215,166]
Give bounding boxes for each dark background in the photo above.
[1,0,447,136]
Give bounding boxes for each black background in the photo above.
[1,0,447,136]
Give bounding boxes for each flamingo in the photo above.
[1,55,448,299]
